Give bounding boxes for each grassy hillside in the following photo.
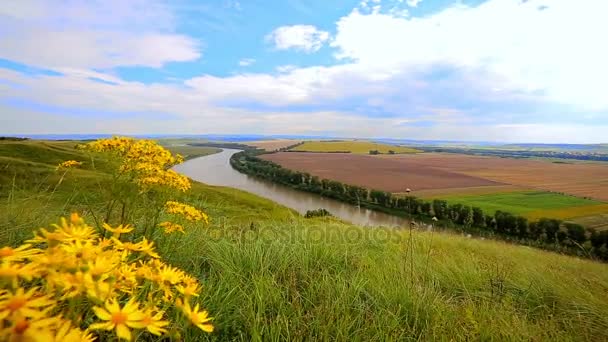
[165,144,221,160]
[1,140,608,341]
[290,140,420,154]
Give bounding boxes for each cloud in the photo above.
[406,0,422,7]
[238,58,256,67]
[0,0,201,69]
[332,0,608,110]
[266,25,329,53]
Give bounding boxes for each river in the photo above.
[174,149,411,227]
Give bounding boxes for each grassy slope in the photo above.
[291,140,420,154]
[1,141,608,341]
[166,145,221,160]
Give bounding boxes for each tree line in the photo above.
[230,151,608,261]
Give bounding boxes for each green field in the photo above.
[1,140,608,340]
[290,140,420,154]
[438,191,603,217]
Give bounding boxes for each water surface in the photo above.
[174,149,411,227]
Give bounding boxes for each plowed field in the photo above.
[261,152,608,202]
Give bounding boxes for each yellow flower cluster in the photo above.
[165,201,209,223]
[56,160,82,170]
[0,213,213,341]
[159,221,185,234]
[81,137,191,192]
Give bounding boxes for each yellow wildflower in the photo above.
[0,244,40,262]
[90,298,146,341]
[53,320,96,342]
[165,201,209,223]
[103,223,134,238]
[113,237,160,259]
[0,261,40,282]
[159,221,184,234]
[0,288,55,320]
[1,315,60,342]
[82,137,191,192]
[176,280,200,298]
[178,299,214,333]
[130,307,169,336]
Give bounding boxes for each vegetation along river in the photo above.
[174,149,410,227]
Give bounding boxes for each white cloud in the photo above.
[266,25,329,53]
[332,0,608,110]
[406,0,422,7]
[0,0,201,69]
[238,58,256,67]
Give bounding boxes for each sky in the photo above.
[0,0,607,143]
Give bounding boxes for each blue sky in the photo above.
[0,0,607,143]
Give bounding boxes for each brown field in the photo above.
[411,185,527,199]
[245,139,302,151]
[261,152,608,202]
[261,152,502,192]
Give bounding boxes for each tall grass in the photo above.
[1,140,608,340]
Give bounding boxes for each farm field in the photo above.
[261,152,500,192]
[245,139,302,151]
[383,153,608,202]
[413,185,527,198]
[261,151,608,224]
[436,191,602,218]
[290,140,420,154]
[572,213,608,231]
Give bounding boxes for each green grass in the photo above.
[165,145,222,160]
[290,140,420,154]
[438,191,603,217]
[1,140,608,340]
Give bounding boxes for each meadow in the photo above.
[290,140,420,154]
[1,139,608,341]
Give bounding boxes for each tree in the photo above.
[421,202,432,216]
[528,221,542,240]
[538,218,561,243]
[370,190,387,205]
[565,223,586,244]
[432,200,448,220]
[472,207,485,227]
[448,203,463,223]
[485,215,496,231]
[411,198,422,214]
[460,206,473,228]
[557,228,568,244]
[588,228,606,248]
[309,176,322,193]
[369,150,379,155]
[515,216,528,239]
